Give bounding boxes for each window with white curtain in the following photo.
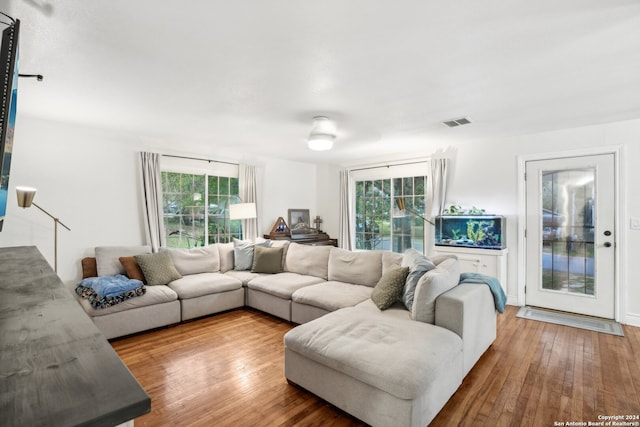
[160,157,240,248]
[352,162,429,253]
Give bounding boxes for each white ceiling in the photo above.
[6,0,640,165]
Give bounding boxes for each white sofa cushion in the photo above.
[166,245,220,275]
[355,298,412,321]
[381,251,403,274]
[292,281,372,312]
[248,272,325,299]
[218,243,235,273]
[328,248,382,287]
[285,243,332,280]
[411,257,460,324]
[168,272,242,299]
[284,307,462,400]
[95,245,151,277]
[224,270,266,285]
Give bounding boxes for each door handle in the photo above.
[604,242,612,248]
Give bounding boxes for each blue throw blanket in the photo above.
[77,275,143,298]
[459,272,507,313]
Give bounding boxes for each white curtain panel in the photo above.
[139,152,166,252]
[338,169,353,250]
[239,163,259,239]
[428,158,449,219]
[425,158,449,250]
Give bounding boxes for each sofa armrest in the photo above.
[435,283,496,376]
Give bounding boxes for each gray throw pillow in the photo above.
[251,246,284,274]
[371,266,410,310]
[233,238,269,271]
[400,248,436,310]
[134,251,182,286]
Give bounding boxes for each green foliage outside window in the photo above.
[355,175,427,253]
[162,172,240,248]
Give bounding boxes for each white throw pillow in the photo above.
[411,257,460,324]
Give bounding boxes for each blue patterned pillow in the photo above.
[400,248,436,310]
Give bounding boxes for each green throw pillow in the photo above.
[251,246,284,274]
[371,266,410,310]
[134,251,182,286]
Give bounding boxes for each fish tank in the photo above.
[434,215,506,250]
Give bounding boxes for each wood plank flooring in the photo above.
[111,306,640,426]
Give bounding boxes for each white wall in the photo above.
[0,116,318,282]
[257,157,317,236]
[315,163,341,237]
[319,118,640,326]
[1,117,148,280]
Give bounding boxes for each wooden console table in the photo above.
[265,232,338,247]
[0,246,150,427]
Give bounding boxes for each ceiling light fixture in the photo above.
[308,116,336,151]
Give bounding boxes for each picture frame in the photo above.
[288,209,314,235]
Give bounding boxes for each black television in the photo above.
[0,18,19,232]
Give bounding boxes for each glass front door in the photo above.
[525,154,615,319]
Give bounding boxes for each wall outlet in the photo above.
[631,217,640,230]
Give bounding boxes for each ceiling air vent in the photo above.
[442,117,471,128]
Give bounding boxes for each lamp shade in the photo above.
[16,186,37,208]
[229,202,257,220]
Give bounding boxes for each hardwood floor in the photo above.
[111,306,640,426]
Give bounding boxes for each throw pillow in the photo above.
[233,238,269,271]
[400,248,436,310]
[134,251,182,286]
[119,256,146,283]
[371,266,410,310]
[81,257,98,279]
[251,246,284,274]
[411,258,460,324]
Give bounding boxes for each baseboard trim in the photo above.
[623,312,640,328]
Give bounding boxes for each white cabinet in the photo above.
[431,246,508,293]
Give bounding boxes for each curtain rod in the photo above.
[162,154,239,166]
[349,159,429,172]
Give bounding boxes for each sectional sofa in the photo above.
[70,240,498,427]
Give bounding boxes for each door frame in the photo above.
[516,146,624,321]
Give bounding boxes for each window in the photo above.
[355,175,428,253]
[162,171,240,248]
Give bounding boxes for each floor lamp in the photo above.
[16,186,71,272]
[229,202,257,240]
[395,198,435,226]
